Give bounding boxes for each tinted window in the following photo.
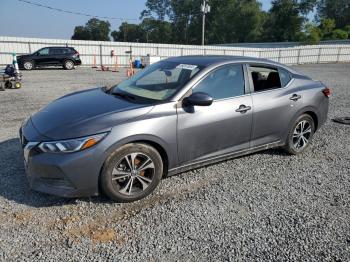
[193,64,245,100]
[49,48,63,55]
[279,68,292,86]
[250,66,281,92]
[37,48,49,55]
[64,48,74,54]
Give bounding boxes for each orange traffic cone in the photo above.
[92,55,97,68]
[112,56,119,72]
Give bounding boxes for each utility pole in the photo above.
[201,0,210,45]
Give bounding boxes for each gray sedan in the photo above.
[20,56,330,202]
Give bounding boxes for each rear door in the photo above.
[177,63,253,165]
[48,48,64,65]
[247,64,303,147]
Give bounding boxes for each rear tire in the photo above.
[284,114,315,155]
[100,143,163,202]
[4,81,12,89]
[63,60,75,70]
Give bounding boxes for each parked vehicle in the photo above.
[20,56,330,202]
[17,46,81,70]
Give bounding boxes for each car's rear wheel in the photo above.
[100,143,163,202]
[63,60,75,70]
[284,114,315,155]
[23,60,34,70]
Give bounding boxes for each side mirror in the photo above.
[185,92,213,106]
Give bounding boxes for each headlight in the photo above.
[38,133,107,153]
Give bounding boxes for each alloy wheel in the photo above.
[24,61,33,70]
[65,61,74,70]
[112,153,155,196]
[292,120,312,150]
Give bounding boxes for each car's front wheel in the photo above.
[284,114,315,155]
[100,143,163,202]
[23,60,34,70]
[63,60,75,70]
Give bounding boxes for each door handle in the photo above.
[235,105,251,113]
[290,94,301,101]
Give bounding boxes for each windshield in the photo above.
[112,61,203,101]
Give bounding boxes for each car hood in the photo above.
[17,54,30,60]
[30,88,153,140]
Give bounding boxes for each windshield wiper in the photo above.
[113,91,136,101]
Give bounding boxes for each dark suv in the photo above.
[18,46,82,70]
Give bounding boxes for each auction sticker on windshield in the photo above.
[176,64,198,70]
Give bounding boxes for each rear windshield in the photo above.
[113,61,204,101]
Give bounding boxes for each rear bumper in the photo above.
[74,59,82,66]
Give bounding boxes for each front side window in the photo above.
[113,61,203,101]
[250,66,282,92]
[193,64,245,100]
[37,48,49,56]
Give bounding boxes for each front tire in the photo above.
[284,114,315,155]
[101,143,163,202]
[23,60,34,70]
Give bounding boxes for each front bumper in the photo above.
[20,121,104,198]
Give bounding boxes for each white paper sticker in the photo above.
[176,64,198,70]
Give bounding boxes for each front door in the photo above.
[34,48,50,65]
[177,63,253,165]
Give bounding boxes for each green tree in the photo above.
[140,0,172,20]
[317,0,350,29]
[319,18,336,39]
[330,29,348,39]
[71,26,90,40]
[206,0,266,44]
[111,22,146,42]
[263,0,307,42]
[71,18,111,41]
[140,18,173,43]
[297,22,321,44]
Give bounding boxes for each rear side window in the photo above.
[49,48,63,55]
[193,64,245,100]
[279,68,292,86]
[249,66,281,92]
[65,48,74,54]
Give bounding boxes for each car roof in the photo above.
[44,46,73,49]
[165,55,298,73]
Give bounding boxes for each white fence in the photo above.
[0,36,350,67]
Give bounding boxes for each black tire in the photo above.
[100,143,163,202]
[284,114,315,155]
[63,60,75,70]
[23,60,34,70]
[4,81,12,89]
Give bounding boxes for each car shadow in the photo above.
[0,138,106,207]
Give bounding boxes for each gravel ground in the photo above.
[0,64,349,261]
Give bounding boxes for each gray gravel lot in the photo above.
[0,64,349,261]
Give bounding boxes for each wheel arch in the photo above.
[283,106,320,144]
[99,134,173,180]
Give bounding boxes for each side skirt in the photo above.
[167,141,284,176]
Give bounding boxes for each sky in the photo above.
[0,0,272,39]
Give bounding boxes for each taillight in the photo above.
[73,51,79,57]
[322,87,331,97]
